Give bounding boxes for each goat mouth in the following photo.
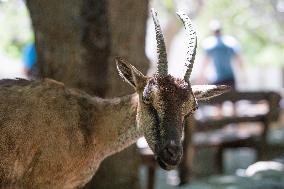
[156,156,178,170]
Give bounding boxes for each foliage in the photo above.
[0,0,33,58]
[1,0,284,67]
[196,0,284,66]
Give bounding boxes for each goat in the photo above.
[0,9,229,189]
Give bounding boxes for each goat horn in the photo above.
[176,11,197,83]
[151,8,168,77]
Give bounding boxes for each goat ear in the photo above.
[115,57,146,90]
[192,85,231,101]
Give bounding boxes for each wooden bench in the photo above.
[192,91,281,173]
[138,91,281,188]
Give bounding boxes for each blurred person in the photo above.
[22,42,37,79]
[198,20,245,119]
[198,20,244,89]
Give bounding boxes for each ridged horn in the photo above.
[151,8,168,77]
[176,11,197,83]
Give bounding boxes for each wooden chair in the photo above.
[193,91,281,173]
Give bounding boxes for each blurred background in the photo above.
[1,0,284,189]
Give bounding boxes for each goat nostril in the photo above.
[166,147,176,157]
[164,146,180,161]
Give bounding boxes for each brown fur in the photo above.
[136,75,196,155]
[0,79,139,189]
[115,58,229,170]
[0,61,228,188]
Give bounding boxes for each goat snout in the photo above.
[165,146,179,161]
[156,140,182,170]
[162,141,182,162]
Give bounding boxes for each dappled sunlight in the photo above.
[0,53,25,79]
[143,2,284,188]
[245,161,284,177]
[0,0,284,188]
[146,0,284,93]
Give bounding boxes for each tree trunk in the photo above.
[26,0,149,188]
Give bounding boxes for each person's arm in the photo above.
[233,53,246,84]
[234,53,244,70]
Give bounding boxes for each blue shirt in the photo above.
[22,43,36,70]
[203,35,240,82]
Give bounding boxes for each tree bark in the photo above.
[25,0,149,188]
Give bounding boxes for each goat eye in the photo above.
[142,95,151,104]
[186,106,198,116]
[193,106,198,111]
